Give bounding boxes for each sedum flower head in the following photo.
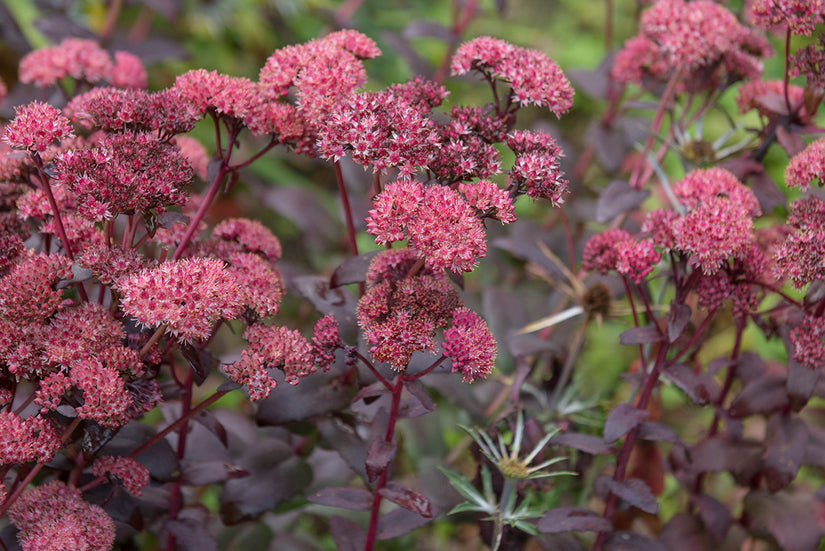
[8,481,115,551]
[0,411,61,465]
[785,138,825,190]
[673,167,761,217]
[4,101,74,152]
[110,50,147,88]
[212,218,282,261]
[790,315,825,370]
[442,307,497,383]
[775,196,825,288]
[366,179,487,272]
[451,37,574,115]
[19,38,113,87]
[507,130,567,203]
[459,180,516,223]
[750,0,825,36]
[0,252,72,323]
[614,239,660,283]
[91,455,150,496]
[119,258,244,343]
[582,229,632,274]
[70,358,134,428]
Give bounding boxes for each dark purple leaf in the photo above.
[292,275,359,340]
[191,410,228,448]
[749,167,786,212]
[755,91,790,115]
[216,378,243,392]
[687,435,762,483]
[165,507,217,551]
[663,364,711,405]
[398,380,435,418]
[690,494,732,545]
[776,126,807,157]
[787,358,820,410]
[109,35,189,63]
[604,403,650,443]
[657,514,714,551]
[34,15,95,42]
[100,422,178,482]
[180,344,214,385]
[402,20,456,41]
[805,425,825,468]
[330,250,381,288]
[329,516,366,551]
[804,280,825,306]
[510,356,533,404]
[379,482,434,518]
[316,417,368,480]
[366,437,396,482]
[308,487,373,511]
[637,422,684,447]
[666,302,691,343]
[259,185,339,247]
[181,461,248,486]
[220,439,312,524]
[619,325,664,345]
[537,506,612,533]
[743,490,825,551]
[733,351,768,383]
[729,373,789,417]
[584,116,646,173]
[595,477,658,514]
[604,530,667,551]
[550,432,613,455]
[762,414,808,491]
[596,180,649,223]
[375,507,431,540]
[256,363,355,425]
[446,268,465,290]
[353,381,391,404]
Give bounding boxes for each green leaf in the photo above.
[438,467,493,511]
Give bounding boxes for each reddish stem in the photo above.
[165,368,194,551]
[333,160,360,256]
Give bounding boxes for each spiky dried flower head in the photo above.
[451,37,574,115]
[507,130,567,203]
[55,130,193,220]
[358,249,462,367]
[4,101,74,152]
[0,411,61,465]
[613,0,766,86]
[91,455,150,496]
[750,0,825,36]
[442,307,497,383]
[785,138,825,190]
[0,252,72,323]
[8,480,115,551]
[366,179,487,272]
[119,257,244,343]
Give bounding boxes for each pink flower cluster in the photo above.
[507,130,568,203]
[736,79,807,119]
[19,37,145,88]
[318,86,441,175]
[785,138,825,189]
[582,229,660,283]
[119,258,244,342]
[357,249,461,367]
[366,179,487,272]
[4,101,74,152]
[442,308,497,383]
[791,34,825,90]
[612,0,767,87]
[0,411,61,465]
[8,481,115,551]
[458,180,516,223]
[91,455,151,496]
[790,315,825,370]
[225,317,342,400]
[750,0,825,36]
[428,106,504,183]
[451,36,574,115]
[776,196,825,288]
[55,130,193,220]
[0,252,72,323]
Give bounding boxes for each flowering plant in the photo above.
[0,1,824,550]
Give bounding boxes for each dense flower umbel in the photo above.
[582,229,632,274]
[212,218,283,261]
[19,38,113,86]
[612,0,766,87]
[614,239,661,283]
[119,258,244,343]
[0,411,61,465]
[785,138,825,189]
[736,79,808,119]
[4,101,74,152]
[358,249,462,367]
[91,455,151,496]
[366,179,487,272]
[507,130,567,202]
[0,252,72,323]
[776,196,825,287]
[750,0,825,36]
[8,481,116,551]
[442,308,497,383]
[674,198,754,275]
[790,315,825,370]
[226,252,284,318]
[459,180,516,223]
[791,34,825,91]
[71,358,134,428]
[451,36,574,115]
[673,167,761,217]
